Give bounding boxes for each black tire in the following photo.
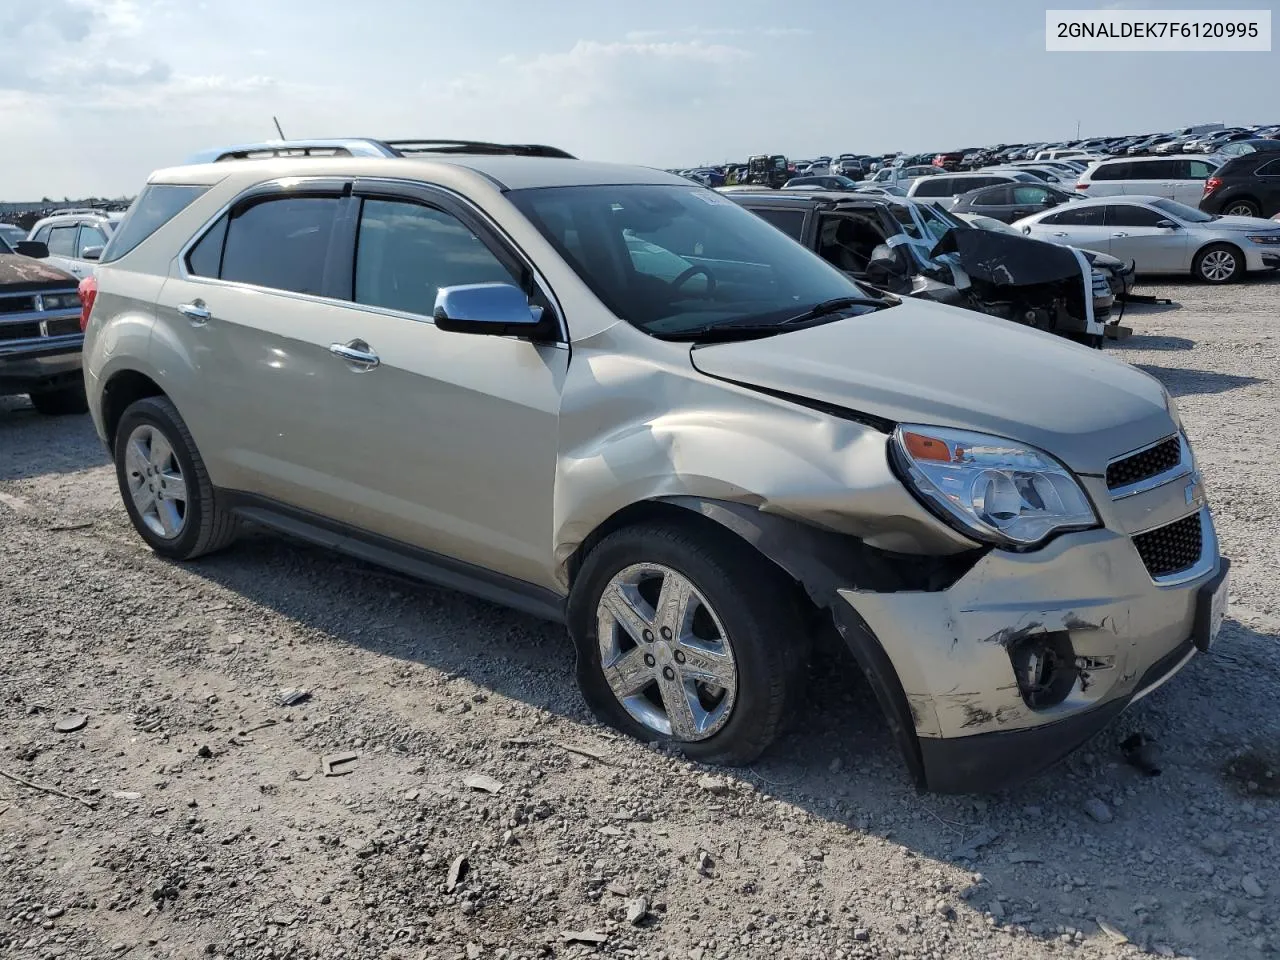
[1221,199,1260,218]
[29,383,88,416]
[113,395,239,560]
[1192,243,1244,284]
[567,521,809,765]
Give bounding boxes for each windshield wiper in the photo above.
[780,296,895,325]
[661,296,895,343]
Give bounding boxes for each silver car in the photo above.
[1015,195,1280,283]
[83,141,1229,793]
[26,210,124,280]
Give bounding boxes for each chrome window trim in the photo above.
[1107,433,1192,500]
[175,175,569,345]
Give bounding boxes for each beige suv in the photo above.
[83,139,1229,792]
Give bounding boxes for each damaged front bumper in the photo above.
[835,509,1228,793]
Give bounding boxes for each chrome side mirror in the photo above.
[433,283,546,338]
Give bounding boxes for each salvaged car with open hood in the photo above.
[726,189,1130,347]
[83,144,1228,792]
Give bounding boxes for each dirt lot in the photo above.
[2,275,1279,960]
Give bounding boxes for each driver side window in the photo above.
[354,199,520,317]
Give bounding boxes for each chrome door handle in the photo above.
[178,301,211,325]
[1111,232,1129,238]
[329,339,380,370]
[1052,232,1069,237]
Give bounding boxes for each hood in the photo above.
[1206,215,1280,233]
[0,254,79,292]
[689,298,1173,477]
[929,227,1083,288]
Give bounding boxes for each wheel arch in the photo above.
[1218,194,1261,214]
[101,369,167,450]
[565,495,984,788]
[1192,240,1246,281]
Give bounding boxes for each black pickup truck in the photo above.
[0,235,87,414]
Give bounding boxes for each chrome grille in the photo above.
[1132,512,1203,579]
[1107,436,1181,491]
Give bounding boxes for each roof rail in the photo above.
[382,140,575,159]
[187,137,576,164]
[44,207,120,217]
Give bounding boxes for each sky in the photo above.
[1,0,1277,199]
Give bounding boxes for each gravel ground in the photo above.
[2,274,1278,960]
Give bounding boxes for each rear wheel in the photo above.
[1222,199,1260,218]
[29,383,88,416]
[568,522,809,765]
[113,396,239,559]
[1192,243,1243,284]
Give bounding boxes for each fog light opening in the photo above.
[1009,631,1077,709]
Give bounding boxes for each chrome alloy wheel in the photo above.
[1224,202,1257,217]
[1200,249,1238,282]
[123,424,188,539]
[595,563,738,741]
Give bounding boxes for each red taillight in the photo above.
[1203,176,1222,197]
[78,275,97,332]
[1075,182,1089,190]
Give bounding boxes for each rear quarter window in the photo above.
[101,184,210,263]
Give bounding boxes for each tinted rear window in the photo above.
[101,184,209,263]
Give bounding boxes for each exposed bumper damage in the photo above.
[651,496,1225,794]
[838,518,1227,793]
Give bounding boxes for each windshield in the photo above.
[508,184,877,336]
[1150,198,1215,223]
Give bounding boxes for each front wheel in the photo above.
[567,522,809,765]
[1192,243,1243,284]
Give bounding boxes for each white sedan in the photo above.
[1013,195,1280,283]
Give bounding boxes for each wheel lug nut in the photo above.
[642,630,654,643]
[662,666,676,681]
[643,653,656,667]
[673,650,686,664]
[660,627,672,640]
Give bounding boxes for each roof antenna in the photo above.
[273,116,286,140]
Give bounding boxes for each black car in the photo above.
[950,182,1077,223]
[1199,152,1280,218]
[0,236,87,414]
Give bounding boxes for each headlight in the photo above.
[891,424,1099,548]
[1245,234,1280,245]
[42,293,80,309]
